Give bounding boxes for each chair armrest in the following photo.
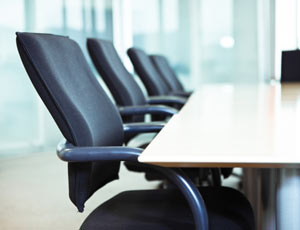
[123,122,164,135]
[57,140,208,230]
[119,105,178,116]
[57,140,142,162]
[147,95,186,106]
[169,91,192,98]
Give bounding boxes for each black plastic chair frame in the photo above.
[57,140,209,230]
[118,104,178,117]
[123,122,165,134]
[147,95,187,106]
[149,54,192,98]
[150,55,185,91]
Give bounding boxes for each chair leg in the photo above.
[152,166,209,230]
[210,168,222,187]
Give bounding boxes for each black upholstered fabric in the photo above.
[17,33,124,147]
[150,55,184,92]
[128,47,170,96]
[87,38,146,124]
[81,188,255,230]
[87,39,146,107]
[281,50,300,82]
[16,32,122,212]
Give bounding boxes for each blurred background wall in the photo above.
[0,0,296,154]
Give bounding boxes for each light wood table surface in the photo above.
[139,83,300,230]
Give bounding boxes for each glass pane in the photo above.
[0,0,114,153]
[93,0,113,39]
[36,0,64,32]
[131,0,191,87]
[199,0,259,83]
[0,1,40,150]
[275,0,298,79]
[131,0,260,87]
[66,0,83,30]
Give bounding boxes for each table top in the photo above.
[139,83,300,168]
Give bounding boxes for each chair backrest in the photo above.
[127,47,169,96]
[87,38,146,107]
[281,50,300,82]
[16,32,123,212]
[150,55,184,92]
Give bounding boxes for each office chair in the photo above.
[127,47,189,99]
[16,32,255,230]
[127,47,169,96]
[86,38,222,183]
[281,50,300,82]
[127,47,188,100]
[150,54,192,97]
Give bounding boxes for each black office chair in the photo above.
[16,32,255,230]
[150,54,192,97]
[86,38,212,182]
[127,47,169,96]
[128,47,189,101]
[281,50,300,82]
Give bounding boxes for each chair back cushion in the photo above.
[16,32,124,147]
[16,32,122,212]
[127,47,169,96]
[150,55,184,91]
[87,39,146,107]
[281,50,300,82]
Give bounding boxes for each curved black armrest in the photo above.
[57,140,209,230]
[57,140,142,162]
[119,105,178,116]
[147,95,186,106]
[123,122,164,135]
[169,91,192,98]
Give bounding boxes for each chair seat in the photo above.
[80,187,255,230]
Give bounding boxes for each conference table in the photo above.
[139,83,300,230]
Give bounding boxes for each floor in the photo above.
[0,135,240,229]
[0,151,161,230]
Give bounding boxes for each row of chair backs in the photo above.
[16,32,122,212]
[87,38,185,105]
